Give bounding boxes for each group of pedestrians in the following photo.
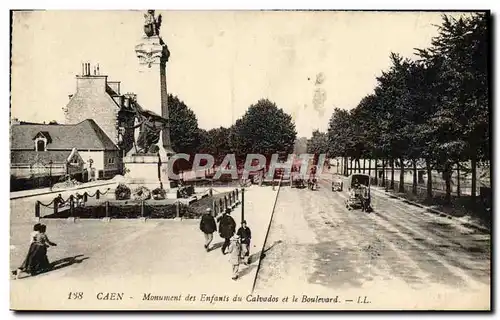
[14,223,57,279]
[199,207,252,281]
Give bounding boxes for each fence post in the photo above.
[241,188,245,222]
[209,188,213,197]
[236,188,239,200]
[96,190,100,200]
[219,198,223,212]
[69,195,74,218]
[35,201,40,218]
[53,196,58,216]
[105,201,110,218]
[83,192,88,203]
[224,196,228,210]
[213,200,217,215]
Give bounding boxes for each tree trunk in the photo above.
[399,158,405,193]
[363,158,366,174]
[444,162,452,204]
[390,159,395,189]
[381,159,386,187]
[412,159,417,195]
[368,158,372,179]
[456,162,461,198]
[374,158,378,185]
[426,157,433,200]
[471,156,477,201]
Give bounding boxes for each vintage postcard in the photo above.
[9,10,491,311]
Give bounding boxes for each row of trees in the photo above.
[169,95,297,168]
[309,13,489,203]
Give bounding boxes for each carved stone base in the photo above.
[123,154,174,190]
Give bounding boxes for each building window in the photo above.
[36,139,46,152]
[108,157,115,164]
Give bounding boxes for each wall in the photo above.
[64,76,120,147]
[103,150,122,177]
[79,151,104,172]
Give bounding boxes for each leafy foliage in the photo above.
[229,99,297,161]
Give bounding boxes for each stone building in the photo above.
[62,63,138,165]
[10,119,121,189]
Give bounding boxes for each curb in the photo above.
[371,187,490,234]
[10,182,117,200]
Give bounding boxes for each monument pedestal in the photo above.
[123,12,177,198]
[123,153,175,191]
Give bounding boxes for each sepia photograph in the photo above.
[8,9,491,311]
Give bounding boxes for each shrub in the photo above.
[115,183,131,200]
[152,187,166,200]
[132,186,151,201]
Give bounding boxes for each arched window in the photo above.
[36,139,46,152]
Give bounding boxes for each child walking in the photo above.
[227,235,241,280]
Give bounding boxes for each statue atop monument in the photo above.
[143,10,162,37]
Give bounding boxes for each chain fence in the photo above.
[36,187,242,220]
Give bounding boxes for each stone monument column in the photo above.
[135,10,174,157]
[124,10,175,189]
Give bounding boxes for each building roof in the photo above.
[11,149,83,165]
[11,119,119,151]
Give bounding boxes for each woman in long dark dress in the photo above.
[15,223,56,279]
[15,223,42,278]
[37,224,57,272]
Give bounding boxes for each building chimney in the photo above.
[97,64,100,75]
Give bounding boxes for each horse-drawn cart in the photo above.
[344,174,373,212]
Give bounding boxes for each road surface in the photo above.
[254,177,490,310]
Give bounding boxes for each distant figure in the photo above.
[75,193,84,207]
[227,235,241,280]
[237,220,252,265]
[199,208,217,252]
[217,208,236,255]
[55,194,64,208]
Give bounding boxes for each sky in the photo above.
[10,10,468,138]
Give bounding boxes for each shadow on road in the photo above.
[208,241,225,252]
[250,240,283,263]
[50,254,89,272]
[238,264,257,278]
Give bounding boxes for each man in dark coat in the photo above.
[217,208,236,255]
[200,208,217,252]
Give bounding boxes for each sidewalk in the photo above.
[10,180,118,200]
[10,184,280,310]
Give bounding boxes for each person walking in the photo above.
[237,220,252,265]
[199,208,217,252]
[227,235,241,280]
[217,208,236,255]
[38,224,57,273]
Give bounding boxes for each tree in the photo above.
[417,13,489,203]
[230,99,296,163]
[168,94,201,156]
[327,108,352,175]
[204,126,232,165]
[307,130,329,165]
